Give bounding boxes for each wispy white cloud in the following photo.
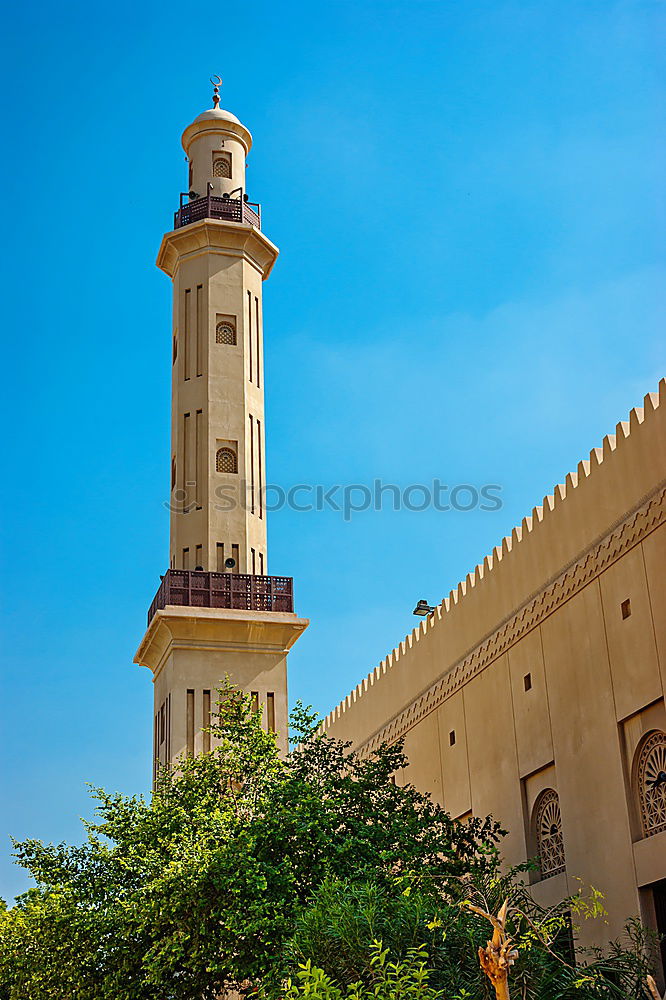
[271,264,665,484]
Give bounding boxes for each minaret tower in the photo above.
[135,79,308,769]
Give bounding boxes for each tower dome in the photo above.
[182,105,252,155]
[181,80,252,199]
[192,106,242,127]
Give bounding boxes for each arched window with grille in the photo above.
[534,788,566,879]
[636,731,666,838]
[216,319,236,345]
[212,153,232,178]
[216,447,237,474]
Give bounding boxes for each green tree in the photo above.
[2,686,655,999]
[0,684,501,999]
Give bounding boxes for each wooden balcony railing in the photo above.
[174,194,261,230]
[147,569,293,625]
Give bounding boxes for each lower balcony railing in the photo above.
[147,569,293,625]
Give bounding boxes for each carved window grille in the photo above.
[216,447,237,474]
[212,153,232,178]
[534,789,566,879]
[637,731,666,837]
[216,320,236,345]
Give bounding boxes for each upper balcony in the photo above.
[147,568,293,625]
[174,193,261,231]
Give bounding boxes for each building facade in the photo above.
[135,84,308,766]
[323,382,666,975]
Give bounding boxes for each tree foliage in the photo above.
[0,685,501,999]
[0,685,657,999]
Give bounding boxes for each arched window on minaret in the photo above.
[212,152,232,178]
[216,318,236,345]
[216,446,238,474]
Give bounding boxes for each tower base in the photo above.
[134,606,308,767]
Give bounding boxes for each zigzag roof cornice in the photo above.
[335,484,665,756]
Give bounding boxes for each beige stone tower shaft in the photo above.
[157,104,279,575]
[135,93,308,769]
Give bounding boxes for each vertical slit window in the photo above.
[251,691,259,714]
[195,544,203,569]
[196,284,203,377]
[153,714,158,785]
[257,419,263,519]
[232,543,240,573]
[202,690,211,754]
[248,290,253,383]
[249,414,255,513]
[195,410,203,508]
[216,542,225,571]
[167,694,171,762]
[182,547,190,569]
[187,690,195,757]
[182,413,191,504]
[251,548,256,574]
[255,297,260,388]
[259,552,264,575]
[183,288,191,380]
[266,692,275,732]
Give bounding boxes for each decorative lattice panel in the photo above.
[216,447,237,474]
[216,320,236,345]
[638,731,666,837]
[213,155,231,178]
[535,789,566,879]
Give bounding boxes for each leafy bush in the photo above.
[283,944,446,1000]
[278,873,656,1000]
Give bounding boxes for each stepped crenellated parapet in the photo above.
[322,380,666,735]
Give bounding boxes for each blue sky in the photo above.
[0,0,664,901]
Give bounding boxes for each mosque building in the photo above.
[135,82,666,981]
